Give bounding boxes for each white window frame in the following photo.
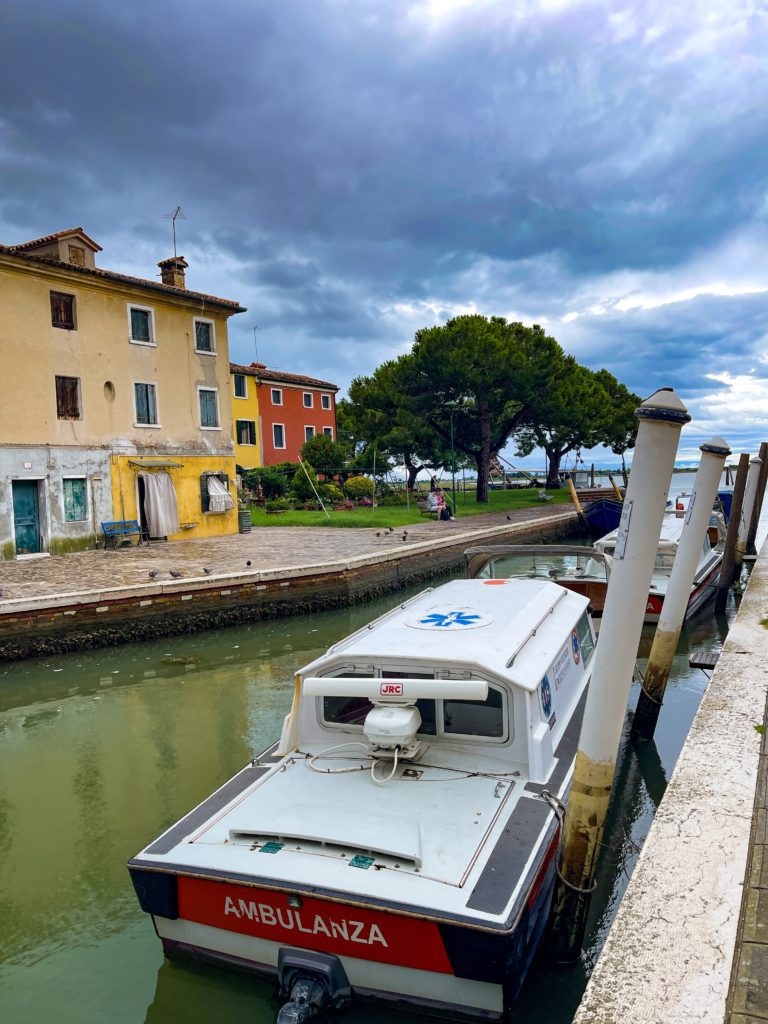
[233,374,248,400]
[271,388,283,406]
[272,422,286,449]
[323,426,334,438]
[61,475,89,522]
[303,392,314,408]
[321,393,332,410]
[133,380,161,428]
[197,386,221,430]
[304,425,315,441]
[193,317,216,356]
[127,303,156,347]
[236,419,257,446]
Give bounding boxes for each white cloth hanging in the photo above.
[207,475,234,513]
[140,471,180,537]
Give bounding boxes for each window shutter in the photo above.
[55,376,80,418]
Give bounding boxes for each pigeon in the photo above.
[169,570,183,579]
[402,534,408,542]
[203,567,211,575]
[387,527,394,533]
[148,570,158,579]
[246,560,252,567]
[506,514,512,521]
[376,532,381,537]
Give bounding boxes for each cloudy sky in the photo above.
[2,0,767,466]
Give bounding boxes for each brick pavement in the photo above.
[0,506,575,609]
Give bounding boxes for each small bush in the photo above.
[242,468,286,500]
[378,490,408,506]
[290,461,319,501]
[319,483,344,503]
[344,475,374,500]
[265,497,292,512]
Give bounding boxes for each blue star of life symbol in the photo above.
[418,610,481,628]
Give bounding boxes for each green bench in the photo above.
[102,520,142,548]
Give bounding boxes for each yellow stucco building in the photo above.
[231,365,263,470]
[0,227,246,558]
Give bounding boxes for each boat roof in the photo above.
[300,577,590,693]
[596,511,685,552]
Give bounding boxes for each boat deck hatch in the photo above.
[228,805,423,867]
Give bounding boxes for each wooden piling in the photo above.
[735,457,762,575]
[550,388,689,961]
[608,474,623,501]
[632,437,730,743]
[714,452,749,613]
[567,476,584,519]
[746,441,768,554]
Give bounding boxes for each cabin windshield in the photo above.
[320,669,509,742]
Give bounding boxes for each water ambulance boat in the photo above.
[467,511,724,624]
[129,577,596,1021]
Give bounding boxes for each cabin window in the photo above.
[320,671,507,741]
[444,686,504,737]
[323,673,374,726]
[576,611,595,665]
[654,551,675,569]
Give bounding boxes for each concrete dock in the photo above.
[0,505,576,659]
[574,540,768,1023]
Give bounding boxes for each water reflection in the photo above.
[0,487,759,1023]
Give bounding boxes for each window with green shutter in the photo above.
[199,388,219,428]
[63,478,87,522]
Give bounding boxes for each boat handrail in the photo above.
[506,588,569,668]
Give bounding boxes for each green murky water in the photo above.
[0,477,756,1023]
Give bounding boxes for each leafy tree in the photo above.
[513,361,605,487]
[300,433,349,473]
[593,369,641,480]
[402,316,564,502]
[342,358,458,490]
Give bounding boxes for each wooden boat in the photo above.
[129,577,596,1021]
[467,513,724,623]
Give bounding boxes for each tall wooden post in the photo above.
[631,437,730,743]
[746,442,768,554]
[735,457,762,574]
[550,388,689,961]
[714,452,749,613]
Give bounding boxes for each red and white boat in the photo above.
[467,513,724,624]
[129,577,596,1020]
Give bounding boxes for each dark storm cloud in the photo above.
[2,0,768,436]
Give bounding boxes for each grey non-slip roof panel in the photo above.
[466,796,552,914]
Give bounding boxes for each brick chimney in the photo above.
[158,256,189,288]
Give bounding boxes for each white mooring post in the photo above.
[735,456,762,574]
[549,388,690,961]
[631,436,730,743]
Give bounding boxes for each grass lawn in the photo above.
[248,487,572,528]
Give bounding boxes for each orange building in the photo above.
[229,362,338,466]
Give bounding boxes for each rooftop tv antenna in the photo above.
[252,325,260,362]
[165,205,186,257]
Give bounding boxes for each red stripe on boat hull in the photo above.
[177,876,454,974]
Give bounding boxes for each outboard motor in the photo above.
[277,948,351,1024]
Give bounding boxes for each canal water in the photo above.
[0,473,761,1024]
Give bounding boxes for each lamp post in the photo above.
[446,401,458,514]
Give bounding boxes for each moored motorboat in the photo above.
[129,577,596,1021]
[467,513,724,623]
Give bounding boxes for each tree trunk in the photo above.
[406,462,420,491]
[476,403,492,503]
[546,449,563,489]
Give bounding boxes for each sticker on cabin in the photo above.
[407,609,493,630]
[540,674,553,718]
[571,629,580,664]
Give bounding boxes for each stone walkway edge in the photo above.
[574,538,768,1024]
[0,510,576,615]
